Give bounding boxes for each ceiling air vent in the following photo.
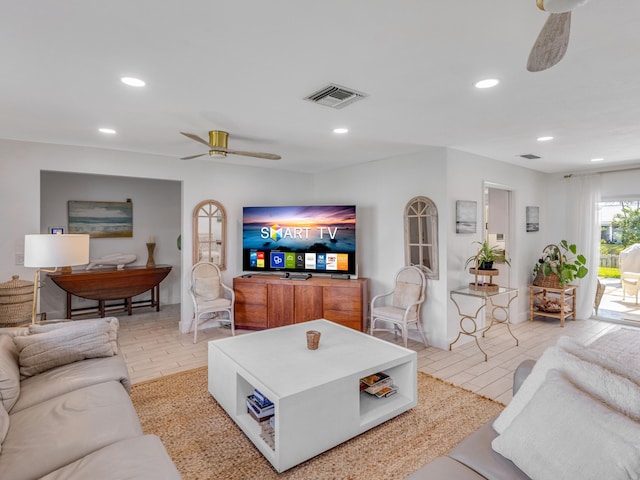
[303,84,368,109]
[519,154,541,160]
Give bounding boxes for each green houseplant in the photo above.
[465,241,511,270]
[533,240,588,286]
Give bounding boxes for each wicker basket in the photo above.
[533,244,563,288]
[0,275,33,327]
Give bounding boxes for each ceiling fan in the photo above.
[180,131,281,160]
[527,0,590,72]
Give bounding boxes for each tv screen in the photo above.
[242,205,356,275]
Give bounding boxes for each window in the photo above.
[404,196,438,279]
[193,200,227,270]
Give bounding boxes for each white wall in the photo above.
[0,139,312,331]
[2,137,586,348]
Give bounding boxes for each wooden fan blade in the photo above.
[181,153,207,160]
[180,132,212,148]
[213,147,281,160]
[527,12,571,72]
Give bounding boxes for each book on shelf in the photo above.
[253,389,273,408]
[247,395,275,420]
[373,384,398,398]
[248,405,274,424]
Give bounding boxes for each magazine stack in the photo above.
[247,389,275,450]
[359,372,398,398]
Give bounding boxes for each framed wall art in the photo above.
[526,206,539,232]
[68,200,133,238]
[456,200,477,234]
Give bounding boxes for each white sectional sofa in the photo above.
[0,318,181,480]
[408,328,640,480]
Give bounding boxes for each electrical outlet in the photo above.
[15,253,24,265]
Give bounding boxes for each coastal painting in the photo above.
[526,206,540,232]
[456,200,477,234]
[68,200,133,238]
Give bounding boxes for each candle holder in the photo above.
[146,243,156,268]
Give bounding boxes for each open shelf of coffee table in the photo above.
[208,319,417,472]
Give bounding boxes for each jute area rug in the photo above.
[130,367,503,480]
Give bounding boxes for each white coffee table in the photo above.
[208,319,417,472]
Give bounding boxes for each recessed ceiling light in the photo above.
[537,136,554,142]
[98,128,117,134]
[474,78,500,89]
[591,158,604,162]
[333,128,349,134]
[120,76,146,87]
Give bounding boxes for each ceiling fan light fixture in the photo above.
[120,76,146,87]
[536,0,589,13]
[474,78,500,89]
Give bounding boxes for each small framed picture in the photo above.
[526,206,539,232]
[456,200,477,234]
[50,227,64,235]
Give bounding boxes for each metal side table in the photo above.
[449,286,519,361]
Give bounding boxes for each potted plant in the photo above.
[533,240,588,286]
[465,241,511,271]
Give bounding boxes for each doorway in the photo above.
[595,199,640,324]
[484,182,513,287]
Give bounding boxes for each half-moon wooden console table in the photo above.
[49,265,172,319]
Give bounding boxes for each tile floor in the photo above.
[117,304,628,404]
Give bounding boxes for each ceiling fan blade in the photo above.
[527,12,571,72]
[180,132,212,148]
[213,147,281,160]
[180,153,207,160]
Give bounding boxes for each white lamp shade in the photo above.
[24,234,90,268]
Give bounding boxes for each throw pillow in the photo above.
[29,317,119,354]
[492,345,559,434]
[492,369,640,480]
[0,334,21,411]
[392,281,421,309]
[194,276,220,301]
[14,320,117,377]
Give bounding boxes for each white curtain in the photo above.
[566,174,601,319]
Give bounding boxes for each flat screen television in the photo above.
[242,205,356,275]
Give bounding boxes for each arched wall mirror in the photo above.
[192,199,227,270]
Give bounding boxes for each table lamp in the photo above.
[24,233,90,323]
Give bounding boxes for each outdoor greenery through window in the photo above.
[404,196,438,279]
[600,200,640,278]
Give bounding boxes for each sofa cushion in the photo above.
[449,421,529,480]
[404,456,485,480]
[14,319,117,377]
[0,381,142,480]
[494,337,640,435]
[29,317,119,354]
[40,435,181,480]
[492,369,640,480]
[11,354,131,413]
[0,334,20,411]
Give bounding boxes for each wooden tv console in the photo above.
[233,275,368,331]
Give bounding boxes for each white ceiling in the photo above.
[3,1,640,174]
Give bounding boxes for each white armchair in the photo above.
[619,244,640,304]
[370,266,428,348]
[189,262,234,343]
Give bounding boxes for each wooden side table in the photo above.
[529,285,577,327]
